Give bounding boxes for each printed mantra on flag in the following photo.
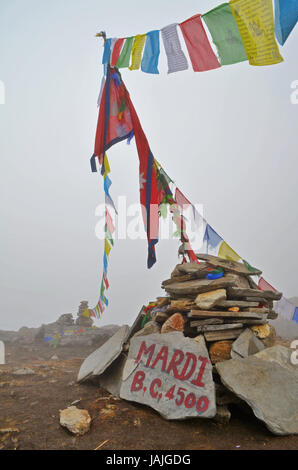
[129,340,210,414]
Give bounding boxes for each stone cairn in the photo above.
[75,301,93,328]
[131,253,281,364]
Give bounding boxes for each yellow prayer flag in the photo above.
[129,34,146,70]
[218,241,242,262]
[104,153,110,177]
[229,0,283,66]
[82,309,90,318]
[104,239,111,257]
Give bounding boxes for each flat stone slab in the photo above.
[216,356,298,435]
[98,352,127,397]
[254,345,298,376]
[77,325,130,382]
[196,254,262,276]
[120,332,216,420]
[164,274,238,296]
[188,310,265,320]
[228,287,282,301]
[231,328,264,358]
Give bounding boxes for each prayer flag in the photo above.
[293,306,298,324]
[102,38,112,64]
[129,35,146,70]
[203,224,223,251]
[275,0,298,45]
[258,277,277,292]
[218,240,241,261]
[161,24,189,73]
[179,14,221,72]
[111,38,125,67]
[92,66,162,268]
[202,3,247,65]
[117,37,134,68]
[229,0,283,66]
[275,296,296,321]
[141,30,160,74]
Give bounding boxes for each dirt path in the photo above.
[0,343,297,450]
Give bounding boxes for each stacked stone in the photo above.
[134,254,281,364]
[75,301,93,327]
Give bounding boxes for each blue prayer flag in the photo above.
[293,306,298,324]
[275,0,298,45]
[141,30,160,74]
[102,38,112,64]
[203,224,223,252]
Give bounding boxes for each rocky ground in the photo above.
[0,339,297,450]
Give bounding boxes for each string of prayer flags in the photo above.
[229,0,283,66]
[274,0,298,45]
[117,37,134,68]
[153,167,198,263]
[89,152,116,319]
[161,24,189,73]
[129,34,146,70]
[217,240,242,262]
[202,3,248,65]
[101,0,297,74]
[141,30,160,74]
[175,186,204,237]
[179,14,221,72]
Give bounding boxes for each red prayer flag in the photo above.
[258,277,277,292]
[179,14,220,72]
[175,187,191,208]
[111,39,125,67]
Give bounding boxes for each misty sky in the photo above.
[1,0,298,331]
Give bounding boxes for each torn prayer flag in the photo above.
[92,66,161,268]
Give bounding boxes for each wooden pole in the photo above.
[95,31,107,43]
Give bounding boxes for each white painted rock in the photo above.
[120,332,216,420]
[60,406,91,435]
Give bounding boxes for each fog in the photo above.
[1,0,297,332]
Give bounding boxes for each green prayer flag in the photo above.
[202,3,247,66]
[116,37,134,68]
[242,259,257,273]
[159,203,168,220]
[105,226,114,246]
